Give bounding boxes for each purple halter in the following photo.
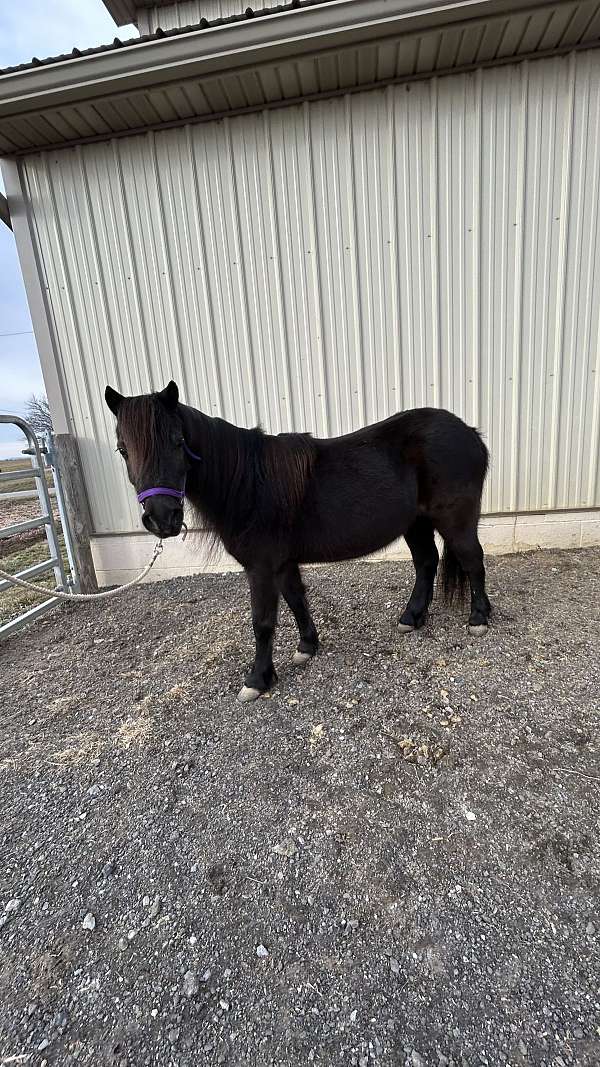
[137,441,201,506]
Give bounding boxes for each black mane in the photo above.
[179,405,316,551]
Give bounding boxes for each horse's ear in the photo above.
[105,385,124,416]
[158,380,179,411]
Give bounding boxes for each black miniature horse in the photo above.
[105,381,491,702]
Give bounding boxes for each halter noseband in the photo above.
[136,441,202,506]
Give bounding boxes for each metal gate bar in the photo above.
[0,414,72,640]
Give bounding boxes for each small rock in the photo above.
[37,1038,50,1052]
[5,899,20,913]
[411,1051,424,1067]
[518,1040,527,1055]
[149,895,161,919]
[223,968,232,979]
[586,921,596,936]
[53,1010,69,1032]
[167,1028,180,1046]
[272,839,298,858]
[389,957,400,975]
[82,912,96,931]
[142,895,150,907]
[465,811,476,822]
[87,785,100,797]
[201,968,211,982]
[101,861,115,878]
[350,1009,357,1022]
[183,970,200,998]
[219,999,230,1011]
[573,1027,584,1039]
[118,937,128,951]
[256,944,269,958]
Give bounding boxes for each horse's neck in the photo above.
[179,403,260,526]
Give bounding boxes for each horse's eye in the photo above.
[116,445,128,460]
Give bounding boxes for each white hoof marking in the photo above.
[293,651,313,666]
[237,686,262,703]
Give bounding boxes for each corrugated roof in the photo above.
[0,0,321,76]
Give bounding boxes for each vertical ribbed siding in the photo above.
[22,52,600,533]
[137,1,284,34]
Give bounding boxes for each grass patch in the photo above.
[0,533,70,629]
[0,455,54,494]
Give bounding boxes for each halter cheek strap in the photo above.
[136,440,202,505]
[184,442,202,462]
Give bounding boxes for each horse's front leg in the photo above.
[238,567,280,703]
[278,562,319,665]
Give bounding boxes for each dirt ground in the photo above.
[0,547,599,1067]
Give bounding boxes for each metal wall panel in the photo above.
[20,51,600,533]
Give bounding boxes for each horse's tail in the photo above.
[439,541,468,604]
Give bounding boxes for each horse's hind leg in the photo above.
[437,512,491,633]
[279,563,319,666]
[238,567,279,702]
[399,517,439,633]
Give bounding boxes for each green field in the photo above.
[0,454,53,493]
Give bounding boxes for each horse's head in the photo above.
[105,380,187,539]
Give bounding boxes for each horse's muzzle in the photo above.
[141,505,184,539]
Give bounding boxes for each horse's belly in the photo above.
[295,492,415,564]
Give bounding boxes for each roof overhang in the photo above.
[102,0,177,26]
[102,0,140,25]
[102,0,139,25]
[1,0,599,155]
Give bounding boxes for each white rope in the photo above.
[0,540,163,602]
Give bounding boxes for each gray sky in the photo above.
[0,1,134,459]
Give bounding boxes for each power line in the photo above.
[0,330,34,338]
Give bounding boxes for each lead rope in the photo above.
[0,539,164,602]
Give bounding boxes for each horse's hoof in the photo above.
[237,685,263,703]
[293,651,313,666]
[469,624,489,636]
[398,622,415,634]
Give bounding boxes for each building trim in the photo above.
[4,38,600,157]
[0,191,11,229]
[0,1,572,120]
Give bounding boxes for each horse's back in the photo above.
[314,407,487,484]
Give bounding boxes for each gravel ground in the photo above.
[0,547,599,1067]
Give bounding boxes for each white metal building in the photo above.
[1,0,600,584]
